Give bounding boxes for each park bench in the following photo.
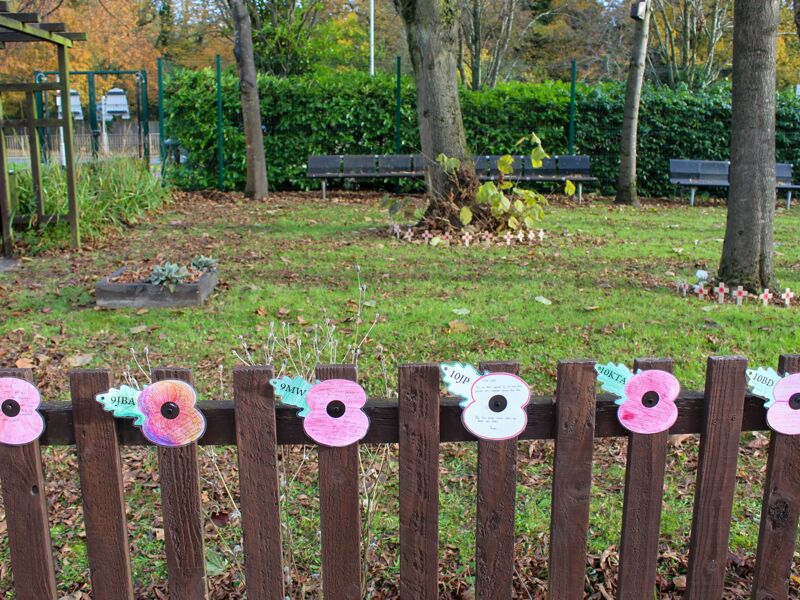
[669,159,800,208]
[307,153,597,201]
[1,354,800,598]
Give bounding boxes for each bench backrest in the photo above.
[411,154,426,175]
[522,155,557,177]
[776,162,794,184]
[307,155,341,176]
[556,155,591,177]
[378,155,415,174]
[342,155,377,175]
[669,159,729,183]
[474,155,491,177]
[487,155,524,178]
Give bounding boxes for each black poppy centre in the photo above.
[1,399,20,418]
[327,400,346,418]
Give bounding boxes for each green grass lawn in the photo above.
[0,191,798,598]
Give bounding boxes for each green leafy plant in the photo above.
[147,262,190,292]
[191,255,218,272]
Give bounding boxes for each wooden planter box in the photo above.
[96,267,218,309]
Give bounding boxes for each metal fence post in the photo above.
[568,58,576,155]
[216,55,224,192]
[141,69,150,164]
[395,56,402,154]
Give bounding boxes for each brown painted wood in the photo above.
[233,366,284,599]
[399,363,440,599]
[0,368,57,599]
[57,44,79,249]
[32,390,775,447]
[686,356,747,599]
[751,354,800,600]
[548,360,596,600]
[69,369,134,599]
[0,128,12,257]
[617,358,673,599]
[475,360,519,600]
[152,367,208,600]
[315,364,362,599]
[24,91,44,220]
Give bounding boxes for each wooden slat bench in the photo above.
[1,354,799,597]
[670,159,800,208]
[307,154,597,201]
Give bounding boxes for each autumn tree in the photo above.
[718,0,780,290]
[393,0,478,224]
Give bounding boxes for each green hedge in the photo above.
[164,69,800,197]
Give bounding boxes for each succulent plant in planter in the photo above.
[190,255,218,273]
[147,262,191,293]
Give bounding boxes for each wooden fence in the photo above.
[0,355,798,599]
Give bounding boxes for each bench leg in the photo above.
[690,187,696,208]
[322,179,327,202]
[577,183,583,204]
[788,191,792,210]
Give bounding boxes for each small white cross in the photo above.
[421,230,432,244]
[403,228,414,241]
[527,230,537,243]
[759,289,773,306]
[733,286,747,306]
[696,284,707,300]
[462,232,473,247]
[538,229,545,241]
[389,224,401,239]
[503,231,514,246]
[782,288,795,307]
[716,282,728,304]
[516,230,525,243]
[442,231,452,244]
[482,231,493,247]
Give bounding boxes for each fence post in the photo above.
[158,58,166,176]
[215,54,224,192]
[568,58,576,155]
[399,363,440,599]
[548,359,596,598]
[395,56,402,154]
[152,367,208,599]
[0,368,58,599]
[141,69,150,165]
[617,358,673,598]
[87,72,98,158]
[752,354,800,599]
[685,356,747,599]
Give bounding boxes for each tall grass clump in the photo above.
[13,158,169,252]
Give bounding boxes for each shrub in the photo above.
[164,70,800,197]
[13,158,170,252]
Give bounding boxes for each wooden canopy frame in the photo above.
[0,0,86,257]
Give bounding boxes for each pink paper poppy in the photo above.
[766,373,800,435]
[618,370,680,435]
[304,379,369,447]
[0,377,45,446]
[137,380,206,447]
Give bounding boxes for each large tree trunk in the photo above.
[229,0,269,200]
[615,1,652,206]
[718,0,779,290]
[395,0,478,224]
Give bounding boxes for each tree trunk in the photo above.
[795,0,800,37]
[395,0,478,224]
[470,0,481,91]
[718,0,779,291]
[615,2,651,206]
[229,0,269,200]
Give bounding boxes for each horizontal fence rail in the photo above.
[31,390,772,446]
[0,355,798,600]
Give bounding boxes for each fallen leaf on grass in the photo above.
[447,320,469,333]
[66,354,94,368]
[583,306,601,311]
[136,308,149,315]
[129,325,149,334]
[535,296,552,305]
[15,357,35,369]
[452,308,470,315]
